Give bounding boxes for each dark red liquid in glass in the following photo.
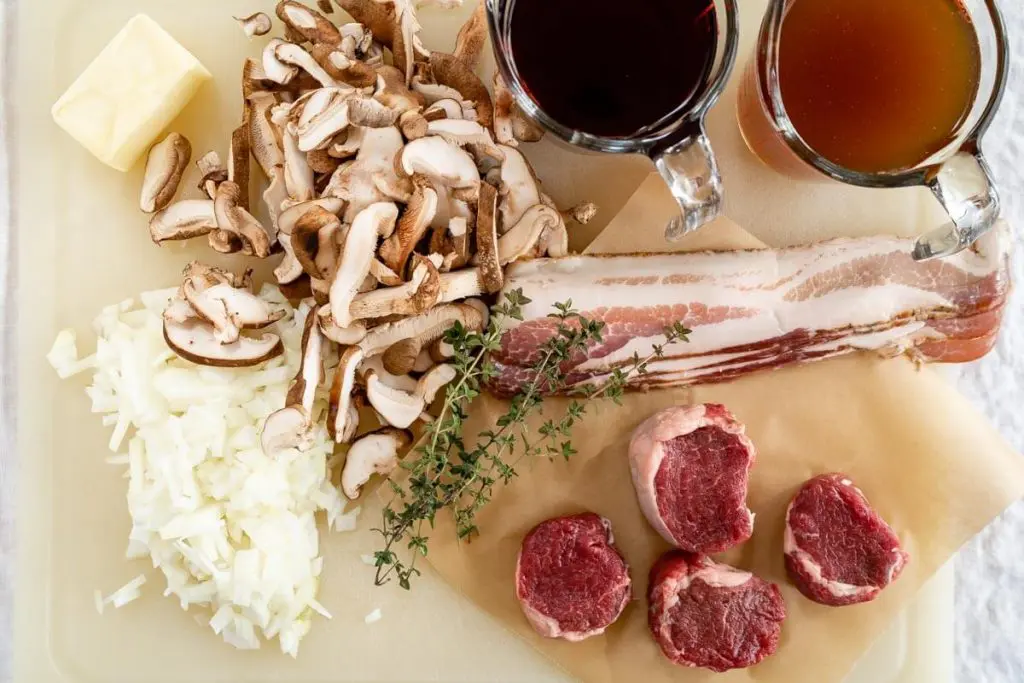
[509,0,718,138]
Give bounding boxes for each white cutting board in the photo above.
[12,0,952,681]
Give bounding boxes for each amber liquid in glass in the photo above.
[776,0,981,174]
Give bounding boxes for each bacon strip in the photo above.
[490,225,1011,396]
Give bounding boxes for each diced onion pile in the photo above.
[49,285,357,657]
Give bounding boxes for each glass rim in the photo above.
[753,0,1010,188]
[485,0,740,155]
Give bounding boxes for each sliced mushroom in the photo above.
[412,347,435,373]
[512,110,545,143]
[276,1,342,45]
[283,127,316,201]
[382,337,421,376]
[324,127,408,222]
[196,151,228,199]
[318,306,370,344]
[366,259,401,288]
[327,202,399,328]
[398,110,428,141]
[141,133,191,213]
[378,176,438,274]
[349,254,441,320]
[360,354,419,392]
[291,205,342,278]
[228,123,252,211]
[208,230,244,254]
[340,427,411,499]
[464,297,490,331]
[248,92,286,178]
[497,145,541,231]
[424,98,467,121]
[261,406,312,456]
[291,88,352,152]
[562,201,599,225]
[399,136,479,189]
[214,181,274,257]
[311,45,376,87]
[436,267,486,302]
[492,72,516,146]
[348,97,399,127]
[183,280,286,344]
[327,345,365,442]
[359,302,484,356]
[275,41,340,88]
[428,337,455,362]
[329,126,364,159]
[286,307,326,417]
[279,197,345,237]
[425,118,496,150]
[492,204,561,265]
[373,65,424,114]
[163,318,283,367]
[425,52,493,128]
[364,372,423,429]
[474,182,503,293]
[164,295,197,324]
[236,12,273,39]
[263,39,299,84]
[336,0,397,47]
[263,166,290,238]
[417,363,457,404]
[452,1,486,68]
[318,0,335,11]
[150,200,217,244]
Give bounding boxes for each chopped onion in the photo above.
[50,289,353,658]
[364,608,382,624]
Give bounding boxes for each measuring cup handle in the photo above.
[653,126,724,241]
[913,147,1001,261]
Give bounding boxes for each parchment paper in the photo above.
[424,176,1024,683]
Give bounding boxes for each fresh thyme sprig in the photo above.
[372,290,690,589]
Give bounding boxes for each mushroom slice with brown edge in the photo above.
[196,151,227,200]
[373,65,424,115]
[318,309,369,345]
[369,258,404,287]
[310,45,377,88]
[336,0,397,47]
[381,337,421,376]
[497,144,541,231]
[291,205,342,278]
[261,406,312,457]
[349,254,441,320]
[423,98,466,121]
[209,230,244,254]
[424,52,493,129]
[418,363,457,404]
[437,267,486,303]
[492,204,562,265]
[248,92,286,178]
[327,345,366,443]
[141,133,191,213]
[279,197,345,238]
[398,136,479,189]
[341,427,412,500]
[228,123,251,211]
[512,110,544,143]
[360,354,419,392]
[347,97,399,128]
[327,202,400,328]
[358,302,484,357]
[236,12,273,39]
[263,39,299,84]
[276,1,342,46]
[492,72,516,146]
[474,182,503,293]
[412,348,434,373]
[452,0,485,68]
[378,175,438,273]
[214,182,274,257]
[163,318,283,368]
[364,371,423,428]
[275,41,340,88]
[294,87,356,152]
[426,118,498,150]
[283,127,316,202]
[325,127,408,222]
[150,200,217,244]
[183,281,287,344]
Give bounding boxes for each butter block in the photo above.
[51,14,212,172]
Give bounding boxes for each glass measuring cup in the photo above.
[485,0,740,240]
[736,0,1009,261]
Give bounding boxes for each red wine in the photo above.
[509,0,718,138]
